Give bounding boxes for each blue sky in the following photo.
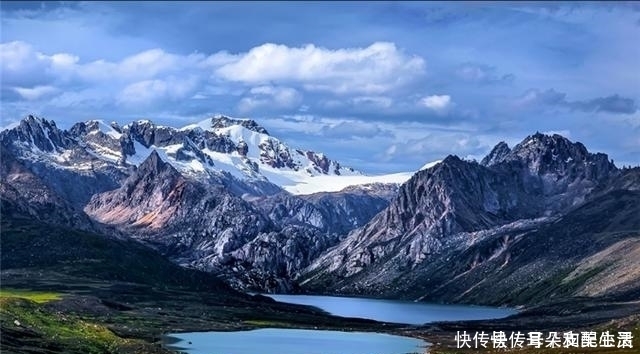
[1,1,639,173]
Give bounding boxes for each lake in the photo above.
[166,328,427,354]
[266,294,516,325]
[166,294,516,354]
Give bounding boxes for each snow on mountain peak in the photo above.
[420,160,442,170]
[83,120,122,139]
[210,115,269,135]
[3,114,433,195]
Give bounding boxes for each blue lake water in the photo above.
[167,328,427,354]
[266,294,516,325]
[166,294,516,354]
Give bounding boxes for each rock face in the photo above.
[85,151,273,256]
[250,185,396,236]
[300,133,623,304]
[0,149,96,232]
[1,116,128,208]
[3,115,74,152]
[211,115,270,135]
[308,188,640,305]
[83,151,393,292]
[3,114,636,302]
[0,114,403,292]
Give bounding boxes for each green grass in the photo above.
[0,288,63,303]
[0,297,136,354]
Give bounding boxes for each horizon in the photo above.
[7,113,636,175]
[1,2,638,173]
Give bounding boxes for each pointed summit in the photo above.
[1,115,70,152]
[210,115,269,135]
[137,150,173,176]
[481,141,511,166]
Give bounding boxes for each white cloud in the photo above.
[249,85,301,106]
[0,41,39,71]
[13,85,59,100]
[542,130,571,138]
[117,76,199,105]
[2,40,428,116]
[116,49,180,80]
[260,114,504,170]
[1,41,54,86]
[50,53,79,70]
[1,40,436,120]
[238,85,302,113]
[216,42,425,94]
[420,94,452,113]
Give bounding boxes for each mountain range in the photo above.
[2,114,638,304]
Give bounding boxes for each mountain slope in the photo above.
[1,116,128,208]
[300,133,624,304]
[1,211,391,354]
[85,151,273,261]
[0,208,234,292]
[249,183,397,236]
[84,152,366,292]
[382,189,640,305]
[1,114,413,292]
[0,147,97,231]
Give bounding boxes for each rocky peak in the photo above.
[211,115,269,135]
[237,140,249,156]
[512,133,587,164]
[137,150,173,177]
[110,121,122,133]
[68,120,114,137]
[481,141,511,167]
[2,115,71,152]
[123,120,183,148]
[487,133,617,181]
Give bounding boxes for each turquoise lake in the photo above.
[266,294,516,325]
[167,328,427,354]
[166,294,517,354]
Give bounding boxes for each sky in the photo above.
[1,1,639,173]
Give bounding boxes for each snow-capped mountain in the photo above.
[2,114,418,196]
[4,114,639,301]
[0,114,421,292]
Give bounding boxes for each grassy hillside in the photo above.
[0,212,391,354]
[1,211,233,293]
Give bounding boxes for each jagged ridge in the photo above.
[300,133,623,304]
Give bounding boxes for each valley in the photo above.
[1,114,639,353]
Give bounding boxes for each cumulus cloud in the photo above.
[117,76,199,105]
[1,42,203,87]
[1,40,429,117]
[0,41,55,86]
[319,120,392,139]
[516,89,637,114]
[215,42,426,94]
[13,85,59,100]
[420,94,452,113]
[238,85,302,113]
